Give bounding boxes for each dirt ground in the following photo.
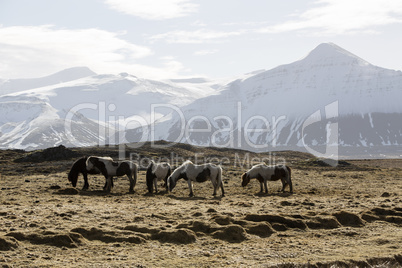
[0,145,401,267]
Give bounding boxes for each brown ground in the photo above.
[0,144,401,267]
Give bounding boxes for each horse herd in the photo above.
[68,156,293,197]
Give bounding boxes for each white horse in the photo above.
[168,160,225,197]
[86,156,138,193]
[146,160,171,193]
[241,164,292,193]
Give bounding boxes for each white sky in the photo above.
[1,0,402,80]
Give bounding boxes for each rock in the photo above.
[14,145,79,163]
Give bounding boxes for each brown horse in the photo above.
[241,164,292,193]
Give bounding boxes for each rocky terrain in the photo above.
[0,143,401,267]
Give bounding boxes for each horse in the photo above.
[241,164,292,193]
[68,156,114,190]
[86,156,138,193]
[146,160,171,194]
[167,160,225,197]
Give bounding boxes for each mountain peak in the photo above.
[49,67,96,81]
[301,43,370,66]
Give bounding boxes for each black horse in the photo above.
[68,156,113,190]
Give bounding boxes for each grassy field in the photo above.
[0,143,401,267]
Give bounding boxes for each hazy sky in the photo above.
[1,0,402,79]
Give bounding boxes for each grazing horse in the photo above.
[167,160,225,197]
[86,156,138,193]
[241,164,292,193]
[68,156,114,190]
[146,160,171,194]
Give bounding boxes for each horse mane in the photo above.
[181,160,193,166]
[169,160,190,180]
[147,160,155,172]
[145,160,154,192]
[68,157,87,181]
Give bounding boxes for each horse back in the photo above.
[115,161,135,176]
[72,157,87,173]
[272,165,290,180]
[195,167,211,182]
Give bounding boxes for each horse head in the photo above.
[167,176,176,192]
[241,172,250,187]
[167,162,187,192]
[67,170,78,187]
[68,157,86,187]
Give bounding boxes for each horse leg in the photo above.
[105,177,112,193]
[188,180,194,197]
[288,178,293,193]
[128,174,135,193]
[264,181,268,194]
[154,178,158,193]
[163,176,168,192]
[259,182,264,193]
[220,181,225,197]
[212,179,218,196]
[82,174,89,190]
[280,178,287,192]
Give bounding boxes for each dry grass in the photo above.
[0,145,401,267]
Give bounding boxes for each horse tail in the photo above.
[146,161,155,193]
[217,165,225,197]
[132,162,138,189]
[284,165,293,193]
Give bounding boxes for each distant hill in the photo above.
[0,67,96,95]
[0,43,401,158]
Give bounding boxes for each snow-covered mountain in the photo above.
[0,67,96,95]
[1,43,401,158]
[144,43,402,158]
[0,68,218,150]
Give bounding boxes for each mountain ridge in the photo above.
[0,43,401,158]
[0,67,96,95]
